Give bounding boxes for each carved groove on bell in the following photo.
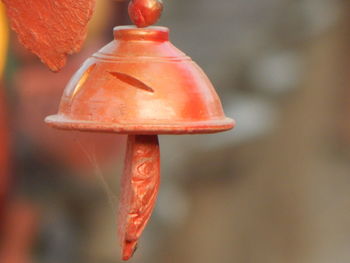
[109,72,155,93]
[72,64,96,99]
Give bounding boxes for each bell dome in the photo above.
[46,26,234,134]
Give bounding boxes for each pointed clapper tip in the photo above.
[122,240,138,261]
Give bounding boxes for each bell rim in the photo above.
[45,115,235,135]
[113,25,169,42]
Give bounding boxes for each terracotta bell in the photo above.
[45,25,233,133]
[46,0,235,260]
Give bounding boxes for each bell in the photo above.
[46,0,235,260]
[46,25,233,134]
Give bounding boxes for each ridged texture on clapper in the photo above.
[118,135,160,260]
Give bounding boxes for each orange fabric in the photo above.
[0,2,8,77]
[0,2,9,216]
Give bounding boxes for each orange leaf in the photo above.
[3,0,96,71]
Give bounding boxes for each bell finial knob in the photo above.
[128,0,163,28]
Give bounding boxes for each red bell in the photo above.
[46,26,233,134]
[46,0,235,260]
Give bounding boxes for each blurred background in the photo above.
[1,0,350,262]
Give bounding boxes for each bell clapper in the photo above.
[119,135,160,260]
